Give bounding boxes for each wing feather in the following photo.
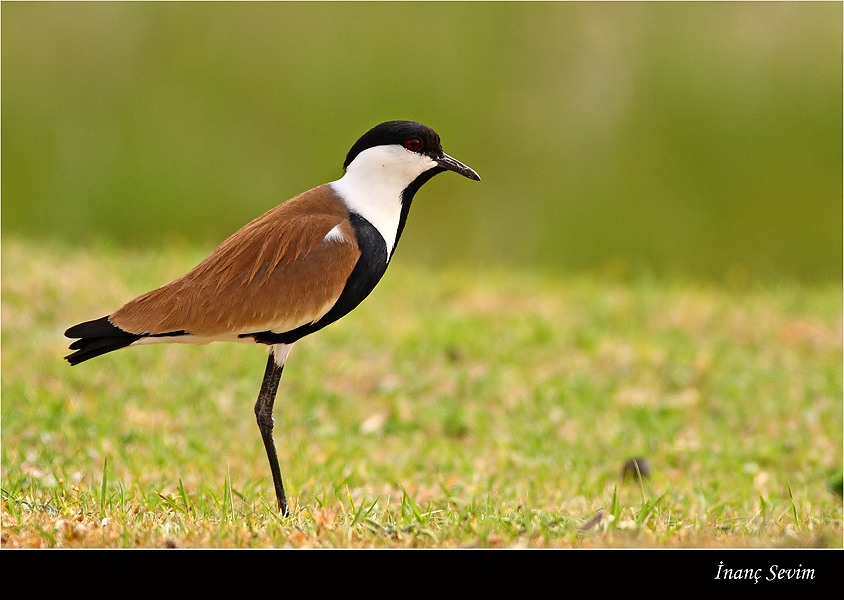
[110,185,361,338]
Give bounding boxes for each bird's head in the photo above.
[342,120,481,183]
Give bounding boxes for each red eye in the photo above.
[404,138,422,152]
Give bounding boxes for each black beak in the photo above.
[437,153,481,181]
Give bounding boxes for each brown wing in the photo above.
[110,185,361,338]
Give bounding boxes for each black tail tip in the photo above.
[64,316,140,365]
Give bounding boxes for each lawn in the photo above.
[1,237,841,548]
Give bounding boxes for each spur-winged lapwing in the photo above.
[64,120,480,515]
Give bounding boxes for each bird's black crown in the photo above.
[343,121,443,170]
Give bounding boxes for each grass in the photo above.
[1,236,841,548]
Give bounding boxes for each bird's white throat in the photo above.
[330,145,438,258]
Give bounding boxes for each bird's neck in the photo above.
[330,145,443,260]
[329,174,401,258]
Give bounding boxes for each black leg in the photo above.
[254,352,288,515]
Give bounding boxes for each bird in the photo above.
[64,120,480,516]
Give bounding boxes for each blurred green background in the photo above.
[2,2,841,283]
